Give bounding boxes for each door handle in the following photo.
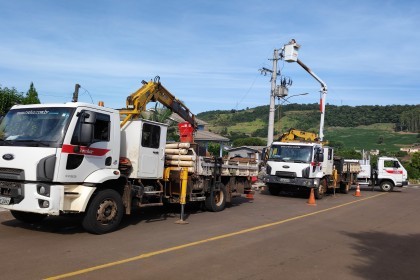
[153,151,159,154]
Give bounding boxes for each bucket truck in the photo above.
[263,40,358,198]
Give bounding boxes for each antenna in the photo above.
[72,84,81,102]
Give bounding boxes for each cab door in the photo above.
[56,109,115,183]
[382,159,404,183]
[137,122,167,179]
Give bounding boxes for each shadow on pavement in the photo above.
[346,231,420,279]
[1,195,253,234]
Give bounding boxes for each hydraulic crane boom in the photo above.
[119,76,197,129]
[278,128,320,142]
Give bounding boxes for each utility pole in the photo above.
[260,49,291,146]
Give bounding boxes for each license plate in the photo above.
[279,178,291,183]
[0,196,11,205]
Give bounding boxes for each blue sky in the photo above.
[0,0,419,113]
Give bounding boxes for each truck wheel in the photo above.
[82,189,124,234]
[205,185,227,212]
[314,180,327,199]
[267,184,280,196]
[379,181,394,192]
[10,210,47,223]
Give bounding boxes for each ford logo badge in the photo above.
[2,154,14,161]
[283,165,290,169]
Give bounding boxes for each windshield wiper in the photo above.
[0,139,16,146]
[5,140,51,147]
[269,157,285,162]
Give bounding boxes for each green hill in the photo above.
[197,104,420,152]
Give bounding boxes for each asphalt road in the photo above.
[1,185,420,280]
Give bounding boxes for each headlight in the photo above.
[37,184,50,197]
[38,199,50,208]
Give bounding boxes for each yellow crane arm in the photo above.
[279,128,320,142]
[119,76,197,129]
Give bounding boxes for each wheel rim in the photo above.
[214,190,224,207]
[96,199,118,224]
[382,183,392,191]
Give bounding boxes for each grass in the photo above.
[325,123,418,152]
[208,120,418,153]
[208,119,266,135]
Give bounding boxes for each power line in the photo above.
[235,73,259,110]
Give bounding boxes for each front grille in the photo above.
[275,171,296,178]
[0,168,25,180]
[0,168,23,174]
[0,180,24,203]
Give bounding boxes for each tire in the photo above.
[82,189,124,234]
[314,179,327,199]
[379,181,394,192]
[10,210,47,223]
[205,184,227,212]
[267,184,281,196]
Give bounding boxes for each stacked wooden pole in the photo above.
[165,143,196,172]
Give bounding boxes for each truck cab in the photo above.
[0,102,121,215]
[263,142,330,197]
[375,157,408,191]
[357,156,408,192]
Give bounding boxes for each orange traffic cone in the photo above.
[354,184,362,197]
[307,188,317,206]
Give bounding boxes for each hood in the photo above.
[0,146,57,181]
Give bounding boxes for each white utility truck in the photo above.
[0,77,257,234]
[357,157,408,192]
[262,132,359,199]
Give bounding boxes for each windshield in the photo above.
[0,107,75,147]
[268,144,313,163]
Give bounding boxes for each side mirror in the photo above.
[74,111,96,146]
[82,111,96,124]
[79,123,94,146]
[262,148,267,162]
[316,151,324,162]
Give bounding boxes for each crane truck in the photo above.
[0,77,257,234]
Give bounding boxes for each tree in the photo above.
[220,127,228,136]
[328,140,344,150]
[251,127,268,137]
[23,82,40,105]
[334,148,361,159]
[207,143,227,157]
[406,152,420,180]
[400,107,420,133]
[149,103,172,123]
[0,86,24,115]
[141,103,179,141]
